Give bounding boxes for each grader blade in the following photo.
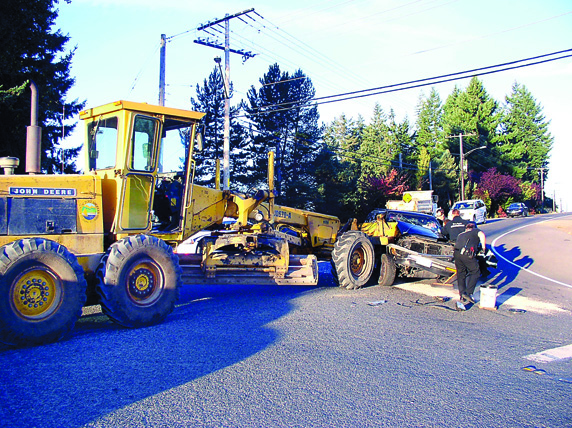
[177,254,318,286]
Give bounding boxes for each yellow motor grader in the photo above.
[0,100,341,346]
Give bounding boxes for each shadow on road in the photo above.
[489,244,534,285]
[487,243,535,307]
[496,286,523,307]
[0,263,335,428]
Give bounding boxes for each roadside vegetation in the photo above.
[0,0,553,222]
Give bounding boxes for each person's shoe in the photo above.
[463,293,476,304]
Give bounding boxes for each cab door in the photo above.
[117,115,160,232]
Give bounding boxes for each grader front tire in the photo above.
[332,231,375,290]
[0,238,87,346]
[96,235,181,328]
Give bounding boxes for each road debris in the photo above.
[367,300,388,306]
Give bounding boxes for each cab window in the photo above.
[88,116,118,170]
[131,116,159,172]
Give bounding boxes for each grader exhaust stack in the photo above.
[26,80,42,174]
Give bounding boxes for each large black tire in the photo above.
[378,253,397,287]
[332,231,375,290]
[96,235,181,328]
[0,238,87,346]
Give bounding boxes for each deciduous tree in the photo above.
[474,167,522,214]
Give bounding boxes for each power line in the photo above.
[242,48,572,117]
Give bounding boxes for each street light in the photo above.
[460,145,486,200]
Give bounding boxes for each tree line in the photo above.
[192,64,552,222]
[1,0,553,223]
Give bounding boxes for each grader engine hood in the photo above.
[0,174,103,253]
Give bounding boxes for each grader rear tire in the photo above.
[0,238,87,346]
[96,235,181,328]
[332,231,375,290]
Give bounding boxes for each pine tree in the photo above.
[415,146,431,190]
[245,64,321,209]
[415,88,445,159]
[322,114,364,218]
[359,104,394,179]
[388,109,414,172]
[443,77,500,173]
[190,67,245,189]
[442,77,502,199]
[432,149,459,208]
[498,82,552,183]
[0,0,85,173]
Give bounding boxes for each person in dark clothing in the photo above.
[454,222,486,304]
[435,208,446,227]
[443,208,468,241]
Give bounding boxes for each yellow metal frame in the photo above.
[81,100,206,240]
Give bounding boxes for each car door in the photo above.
[476,200,486,223]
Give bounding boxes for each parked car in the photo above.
[506,202,529,217]
[448,199,487,224]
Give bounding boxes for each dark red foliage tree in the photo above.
[362,169,411,217]
[474,167,522,214]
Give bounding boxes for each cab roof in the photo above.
[79,100,205,122]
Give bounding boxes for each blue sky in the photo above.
[56,0,572,210]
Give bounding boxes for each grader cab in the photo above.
[0,100,340,346]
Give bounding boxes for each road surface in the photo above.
[1,214,571,427]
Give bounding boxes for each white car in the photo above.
[448,199,487,224]
[176,218,238,254]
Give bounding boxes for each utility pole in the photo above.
[537,168,547,205]
[447,133,477,200]
[223,18,230,191]
[159,34,166,106]
[428,160,432,190]
[194,8,257,190]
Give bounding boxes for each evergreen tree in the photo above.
[498,82,552,183]
[443,77,500,171]
[359,104,394,179]
[415,88,445,159]
[0,0,84,173]
[322,114,364,218]
[432,149,459,208]
[442,77,501,197]
[358,105,413,199]
[245,64,321,209]
[0,81,28,103]
[190,67,245,188]
[415,146,431,190]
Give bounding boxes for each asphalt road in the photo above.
[1,214,571,427]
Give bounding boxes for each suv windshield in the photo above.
[454,202,474,210]
[366,209,441,235]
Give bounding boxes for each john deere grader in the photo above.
[0,100,343,346]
